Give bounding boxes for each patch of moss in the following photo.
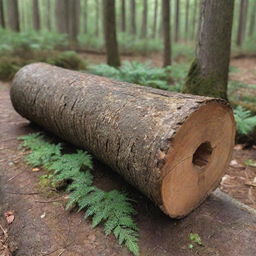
[183,59,228,99]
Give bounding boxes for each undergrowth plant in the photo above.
[19,133,139,256]
[234,106,256,135]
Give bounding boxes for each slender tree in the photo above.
[32,0,40,31]
[152,0,158,38]
[121,0,126,32]
[175,0,180,42]
[46,0,51,31]
[7,0,20,32]
[183,0,235,99]
[0,0,5,28]
[67,0,80,43]
[103,0,121,67]
[140,0,148,38]
[83,0,88,33]
[130,0,136,35]
[191,0,198,40]
[55,0,69,34]
[185,0,190,40]
[162,0,171,66]
[95,0,99,36]
[248,0,256,37]
[236,0,248,46]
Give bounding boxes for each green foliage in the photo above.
[244,159,256,167]
[234,106,256,135]
[0,56,23,81]
[19,133,139,255]
[47,51,86,70]
[188,233,202,248]
[89,61,187,92]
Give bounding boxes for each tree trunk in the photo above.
[130,0,136,35]
[152,0,158,38]
[55,0,69,34]
[191,0,198,40]
[140,0,148,38]
[95,0,99,36]
[174,0,180,42]
[121,0,126,32]
[46,0,51,31]
[83,0,88,33]
[11,63,235,218]
[162,0,171,66]
[183,0,235,100]
[7,0,20,32]
[67,0,80,44]
[0,0,5,28]
[103,0,120,67]
[185,0,190,41]
[236,0,248,46]
[248,0,256,37]
[32,0,40,31]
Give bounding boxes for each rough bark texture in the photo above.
[236,0,248,46]
[103,0,120,67]
[11,63,235,217]
[0,0,5,28]
[162,0,171,66]
[140,0,148,38]
[183,0,235,99]
[7,0,19,32]
[130,0,136,35]
[55,0,69,34]
[32,0,40,31]
[174,0,180,42]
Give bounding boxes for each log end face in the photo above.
[161,101,235,218]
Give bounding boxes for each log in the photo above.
[10,63,235,218]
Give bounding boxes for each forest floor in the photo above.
[0,56,256,256]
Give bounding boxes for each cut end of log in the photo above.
[161,101,235,218]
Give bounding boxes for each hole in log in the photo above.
[192,142,213,168]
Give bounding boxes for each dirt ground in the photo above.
[0,57,256,256]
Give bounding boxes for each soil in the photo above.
[0,57,256,256]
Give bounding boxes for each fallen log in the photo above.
[10,63,235,218]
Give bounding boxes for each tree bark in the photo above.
[162,0,171,66]
[46,0,51,31]
[152,0,158,38]
[140,0,148,38]
[120,0,126,32]
[183,0,235,99]
[248,0,256,37]
[67,0,80,43]
[103,0,120,67]
[130,0,136,35]
[185,0,190,41]
[11,63,235,218]
[95,0,100,36]
[0,0,5,28]
[83,0,88,33]
[236,0,248,46]
[7,0,20,32]
[32,0,40,31]
[174,0,180,42]
[55,0,69,34]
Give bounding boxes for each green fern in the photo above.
[234,106,256,135]
[19,133,139,256]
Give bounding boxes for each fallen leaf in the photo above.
[234,144,243,150]
[244,159,256,168]
[32,168,40,172]
[230,159,244,168]
[4,211,14,224]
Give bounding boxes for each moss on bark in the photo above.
[183,59,228,100]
